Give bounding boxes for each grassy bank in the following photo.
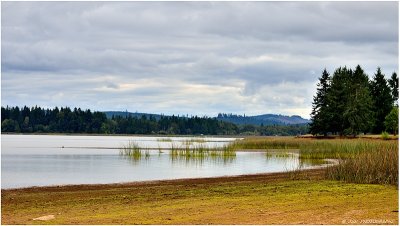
[2,170,398,225]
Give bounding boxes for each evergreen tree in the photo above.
[343,65,373,136]
[326,67,352,135]
[309,69,331,135]
[384,107,398,135]
[388,72,398,104]
[370,67,393,133]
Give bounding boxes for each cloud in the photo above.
[1,1,398,119]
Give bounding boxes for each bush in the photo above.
[381,131,390,140]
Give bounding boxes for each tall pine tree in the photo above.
[388,71,398,105]
[309,69,331,136]
[343,65,373,136]
[370,67,393,133]
[326,67,352,135]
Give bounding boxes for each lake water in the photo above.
[2,135,320,189]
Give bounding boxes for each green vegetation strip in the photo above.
[2,171,397,225]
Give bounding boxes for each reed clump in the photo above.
[230,137,304,150]
[298,139,398,159]
[170,143,236,163]
[326,145,398,185]
[120,141,149,160]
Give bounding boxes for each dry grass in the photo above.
[327,146,398,185]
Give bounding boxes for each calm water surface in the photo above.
[2,135,319,189]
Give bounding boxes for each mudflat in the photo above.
[2,169,398,225]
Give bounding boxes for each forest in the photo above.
[1,106,308,136]
[310,65,398,136]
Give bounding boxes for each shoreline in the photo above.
[2,168,326,192]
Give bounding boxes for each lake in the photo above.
[2,135,320,189]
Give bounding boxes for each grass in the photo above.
[170,143,236,163]
[327,146,398,185]
[157,138,173,142]
[265,152,296,159]
[228,136,399,185]
[119,141,149,161]
[230,137,303,150]
[229,136,397,158]
[2,172,397,225]
[120,141,237,163]
[381,132,390,140]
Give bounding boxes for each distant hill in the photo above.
[104,111,310,126]
[216,113,310,126]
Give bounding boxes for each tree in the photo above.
[388,72,398,105]
[342,65,373,136]
[1,119,20,132]
[326,67,352,135]
[370,68,393,133]
[384,107,398,135]
[312,66,374,136]
[309,69,331,135]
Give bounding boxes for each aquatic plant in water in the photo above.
[120,141,149,161]
[169,143,236,164]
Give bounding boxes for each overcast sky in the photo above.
[2,2,398,119]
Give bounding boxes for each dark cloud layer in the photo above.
[2,2,398,118]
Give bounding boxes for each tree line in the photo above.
[1,106,308,136]
[310,65,398,136]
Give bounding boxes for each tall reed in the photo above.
[169,143,236,163]
[326,145,398,185]
[228,136,398,185]
[119,141,149,161]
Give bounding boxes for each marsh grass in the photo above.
[229,137,397,159]
[120,141,150,161]
[326,145,398,185]
[157,138,173,142]
[188,138,206,143]
[170,143,236,164]
[231,137,303,150]
[299,139,398,160]
[265,152,295,159]
[231,137,398,185]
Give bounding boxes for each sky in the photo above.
[1,2,398,119]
